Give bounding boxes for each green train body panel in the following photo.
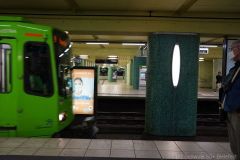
[0,16,74,137]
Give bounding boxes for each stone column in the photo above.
[145,33,199,136]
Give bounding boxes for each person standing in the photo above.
[222,40,240,160]
[216,71,222,91]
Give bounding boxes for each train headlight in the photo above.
[59,112,67,122]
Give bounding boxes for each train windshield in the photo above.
[24,42,53,96]
[53,29,72,96]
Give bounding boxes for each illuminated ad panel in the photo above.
[72,69,95,115]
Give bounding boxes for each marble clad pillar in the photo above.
[145,33,199,136]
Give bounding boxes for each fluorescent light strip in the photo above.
[59,53,64,58]
[199,57,204,60]
[108,55,118,58]
[122,43,145,46]
[199,47,208,50]
[69,42,73,48]
[86,42,109,45]
[200,45,218,48]
[107,57,118,60]
[64,48,70,53]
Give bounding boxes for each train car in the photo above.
[0,16,74,137]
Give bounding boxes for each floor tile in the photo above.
[0,137,235,160]
[43,138,70,148]
[160,150,185,159]
[34,148,62,156]
[175,141,204,152]
[217,142,232,153]
[19,138,50,148]
[85,149,110,157]
[155,141,181,151]
[0,138,27,148]
[111,140,133,150]
[88,139,111,149]
[197,142,228,153]
[0,148,14,155]
[183,151,211,159]
[60,148,86,157]
[0,138,8,143]
[135,150,161,158]
[133,140,158,150]
[65,139,91,149]
[110,149,135,158]
[8,147,39,155]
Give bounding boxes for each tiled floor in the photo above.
[97,80,218,100]
[0,81,222,159]
[0,137,235,159]
[98,79,146,98]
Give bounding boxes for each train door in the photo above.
[18,41,56,137]
[0,39,17,136]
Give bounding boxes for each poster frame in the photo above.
[71,66,97,116]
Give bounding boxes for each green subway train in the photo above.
[0,16,74,137]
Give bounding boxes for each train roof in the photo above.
[0,16,53,38]
[0,16,28,22]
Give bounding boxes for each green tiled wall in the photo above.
[130,59,133,86]
[107,66,113,82]
[145,33,199,136]
[132,57,147,89]
[108,66,117,82]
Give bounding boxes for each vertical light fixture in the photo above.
[172,44,181,87]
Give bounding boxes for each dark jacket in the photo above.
[223,61,240,112]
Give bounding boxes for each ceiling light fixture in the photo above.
[86,42,109,45]
[122,43,146,46]
[107,57,118,60]
[200,45,218,48]
[79,55,89,59]
[108,55,118,58]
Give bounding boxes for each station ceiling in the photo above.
[1,0,240,62]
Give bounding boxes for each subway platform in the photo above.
[0,82,223,159]
[97,79,219,100]
[0,137,235,159]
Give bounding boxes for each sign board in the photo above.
[199,48,208,54]
[72,67,96,115]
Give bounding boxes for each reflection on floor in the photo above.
[98,80,219,99]
[0,137,235,159]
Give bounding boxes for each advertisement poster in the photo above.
[72,69,95,115]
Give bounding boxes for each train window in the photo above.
[24,42,53,97]
[0,44,11,93]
